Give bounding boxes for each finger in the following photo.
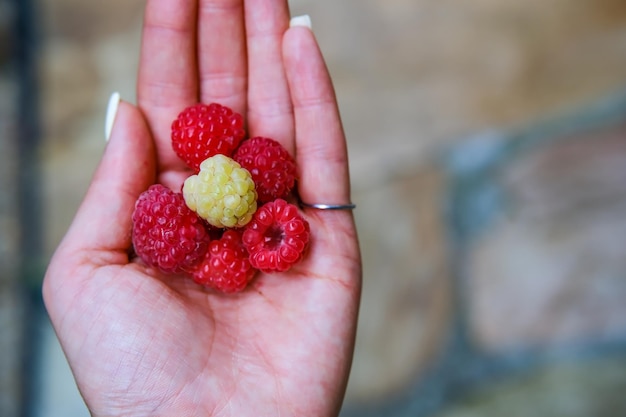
[137,0,198,172]
[283,25,351,206]
[197,0,247,114]
[59,102,156,257]
[245,0,294,151]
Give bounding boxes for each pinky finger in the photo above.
[282,21,352,208]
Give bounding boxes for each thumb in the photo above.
[57,97,156,260]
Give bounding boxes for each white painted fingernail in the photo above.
[105,92,121,142]
[290,14,312,30]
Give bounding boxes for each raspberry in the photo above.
[233,137,297,203]
[191,230,257,293]
[183,154,258,228]
[171,103,246,171]
[242,199,310,272]
[132,184,210,274]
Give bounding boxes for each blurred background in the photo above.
[2,0,626,416]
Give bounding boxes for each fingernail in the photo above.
[105,92,121,142]
[290,14,312,30]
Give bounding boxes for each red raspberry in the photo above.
[132,184,210,274]
[191,230,257,293]
[242,199,310,273]
[233,137,297,203]
[171,103,246,171]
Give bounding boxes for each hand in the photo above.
[42,1,361,416]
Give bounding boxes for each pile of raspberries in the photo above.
[131,103,310,293]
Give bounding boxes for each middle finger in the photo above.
[244,0,294,153]
[198,0,248,115]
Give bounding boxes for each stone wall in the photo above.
[0,0,23,415]
[14,0,626,415]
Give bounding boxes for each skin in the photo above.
[42,0,362,416]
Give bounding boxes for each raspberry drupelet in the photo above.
[182,154,258,228]
[191,230,258,293]
[242,199,310,273]
[171,103,246,172]
[233,136,297,203]
[131,184,210,274]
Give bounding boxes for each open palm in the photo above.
[42,1,361,416]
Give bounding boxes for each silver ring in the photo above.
[300,202,356,210]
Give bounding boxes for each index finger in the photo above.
[283,25,352,208]
[137,0,199,173]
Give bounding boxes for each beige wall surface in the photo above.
[4,0,625,415]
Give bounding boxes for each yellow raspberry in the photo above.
[183,155,258,228]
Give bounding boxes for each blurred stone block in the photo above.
[36,0,626,415]
[436,354,626,417]
[0,81,18,285]
[0,1,13,68]
[291,0,626,193]
[468,122,626,352]
[0,1,23,415]
[32,319,90,417]
[0,287,24,417]
[346,166,452,403]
